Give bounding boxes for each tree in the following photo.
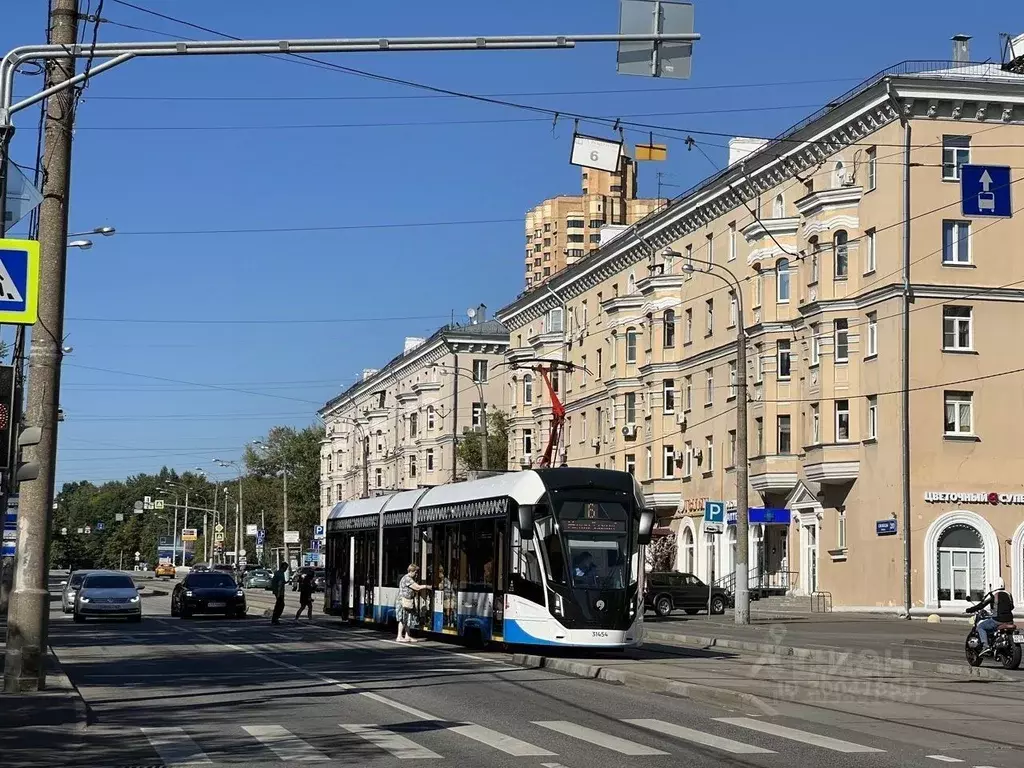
[456,410,510,474]
[646,532,677,572]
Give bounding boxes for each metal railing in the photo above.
[811,591,833,613]
[713,568,797,596]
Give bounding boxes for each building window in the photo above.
[728,291,738,327]
[472,359,488,382]
[409,412,418,438]
[544,222,551,232]
[706,232,715,263]
[866,146,877,191]
[426,448,435,471]
[581,411,588,442]
[867,396,878,440]
[625,392,637,424]
[523,374,533,405]
[589,233,601,243]
[409,454,417,479]
[566,218,585,228]
[728,430,737,466]
[943,306,973,350]
[728,360,737,398]
[705,436,714,473]
[596,348,603,379]
[772,193,785,218]
[866,313,878,357]
[937,524,985,603]
[663,445,676,478]
[625,328,638,363]
[752,269,763,307]
[810,252,819,284]
[777,415,792,454]
[942,135,971,181]
[835,399,851,441]
[754,343,764,383]
[684,376,693,411]
[589,218,603,228]
[864,229,876,274]
[705,368,714,406]
[810,323,820,365]
[523,428,533,457]
[942,220,971,264]
[375,468,383,488]
[705,299,714,336]
[944,391,973,436]
[471,403,483,428]
[728,222,737,261]
[834,230,849,278]
[664,309,676,347]
[427,406,436,430]
[811,403,820,444]
[755,418,764,455]
[834,319,849,362]
[684,308,693,344]
[663,379,676,414]
[625,453,636,476]
[683,442,693,478]
[776,339,792,380]
[547,307,564,333]
[837,509,847,550]
[685,243,694,274]
[642,447,651,478]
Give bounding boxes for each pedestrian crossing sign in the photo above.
[0,238,39,325]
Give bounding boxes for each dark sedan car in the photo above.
[171,571,246,618]
[643,571,732,617]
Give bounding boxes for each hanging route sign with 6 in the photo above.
[0,238,40,325]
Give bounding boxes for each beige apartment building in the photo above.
[318,310,509,523]
[498,59,1024,613]
[525,155,665,288]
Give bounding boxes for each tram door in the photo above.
[325,534,351,617]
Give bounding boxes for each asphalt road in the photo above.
[9,579,1023,768]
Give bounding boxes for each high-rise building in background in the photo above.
[524,156,665,288]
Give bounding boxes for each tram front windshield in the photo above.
[546,499,636,590]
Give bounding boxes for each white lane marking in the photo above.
[625,719,774,755]
[358,691,437,721]
[340,724,442,759]
[449,724,556,756]
[533,720,668,756]
[925,758,965,764]
[141,726,212,766]
[715,717,885,753]
[541,764,570,768]
[241,724,330,762]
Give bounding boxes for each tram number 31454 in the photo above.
[592,631,609,639]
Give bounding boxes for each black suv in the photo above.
[644,571,732,617]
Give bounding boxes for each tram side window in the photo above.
[459,518,496,591]
[536,512,567,585]
[510,516,545,605]
[382,527,412,588]
[418,528,433,585]
[495,518,506,593]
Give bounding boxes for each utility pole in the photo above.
[4,0,78,693]
[282,463,289,568]
[362,434,369,499]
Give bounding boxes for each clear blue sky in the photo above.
[1,0,1020,485]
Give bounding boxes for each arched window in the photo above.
[937,524,985,603]
[523,373,534,405]
[663,309,676,348]
[776,258,790,303]
[627,272,637,294]
[677,526,695,573]
[833,160,846,188]
[833,230,849,278]
[772,193,785,218]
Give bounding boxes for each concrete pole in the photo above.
[183,489,189,565]
[478,380,488,472]
[282,463,289,567]
[3,0,78,693]
[733,306,750,625]
[238,474,244,562]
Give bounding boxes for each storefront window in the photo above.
[937,525,984,603]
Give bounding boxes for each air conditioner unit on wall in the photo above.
[591,438,600,448]
[621,424,638,438]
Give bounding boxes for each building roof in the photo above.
[319,318,509,416]
[497,59,1024,326]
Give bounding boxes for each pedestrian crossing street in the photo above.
[132,714,911,765]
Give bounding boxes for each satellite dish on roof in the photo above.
[467,307,477,319]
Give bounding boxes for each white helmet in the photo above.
[994,578,1006,591]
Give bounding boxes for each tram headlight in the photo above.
[553,592,564,617]
[629,594,637,619]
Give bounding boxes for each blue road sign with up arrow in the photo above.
[961,164,1012,218]
[0,239,40,325]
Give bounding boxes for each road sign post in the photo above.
[703,500,726,618]
[961,164,1013,218]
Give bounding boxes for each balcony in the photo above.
[411,380,442,394]
[396,390,419,404]
[802,442,860,484]
[507,346,535,365]
[749,454,801,493]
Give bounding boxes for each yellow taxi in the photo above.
[155,562,176,579]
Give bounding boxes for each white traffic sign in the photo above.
[3,160,43,231]
[704,521,724,534]
[238,548,246,557]
[115,512,124,522]
[214,531,225,542]
[154,499,164,510]
[214,523,224,533]
[181,528,197,542]
[245,524,257,536]
[570,133,623,173]
[284,530,300,544]
[84,526,91,534]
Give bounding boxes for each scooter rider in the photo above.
[966,578,1015,654]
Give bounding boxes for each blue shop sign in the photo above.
[727,508,791,526]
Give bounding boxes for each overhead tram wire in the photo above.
[103,2,1016,155]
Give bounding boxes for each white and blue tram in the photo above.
[323,468,655,649]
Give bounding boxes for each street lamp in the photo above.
[253,439,290,567]
[214,458,244,565]
[66,239,91,250]
[157,484,181,566]
[68,226,115,237]
[666,247,751,625]
[439,364,488,471]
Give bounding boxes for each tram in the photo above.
[324,467,654,649]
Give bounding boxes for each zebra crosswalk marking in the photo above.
[533,720,669,755]
[240,724,330,762]
[715,717,885,753]
[340,724,442,759]
[625,718,775,755]
[449,724,556,756]
[140,726,212,766]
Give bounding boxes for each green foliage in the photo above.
[49,423,323,569]
[456,410,510,474]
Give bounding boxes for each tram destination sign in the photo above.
[561,519,626,534]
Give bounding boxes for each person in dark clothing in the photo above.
[967,578,1015,653]
[270,561,288,625]
[295,567,314,621]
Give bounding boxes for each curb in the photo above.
[510,653,778,716]
[643,630,1020,682]
[45,646,88,732]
